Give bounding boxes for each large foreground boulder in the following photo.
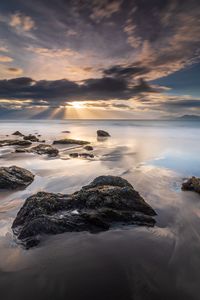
[0,166,34,190]
[12,176,156,248]
[182,177,200,194]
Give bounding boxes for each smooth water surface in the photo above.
[0,120,200,300]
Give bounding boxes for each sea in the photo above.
[0,119,200,300]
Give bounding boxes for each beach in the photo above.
[0,119,200,300]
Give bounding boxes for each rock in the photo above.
[182,176,200,194]
[69,153,79,158]
[53,139,90,145]
[69,152,94,159]
[30,144,59,157]
[15,148,27,153]
[84,145,93,151]
[15,144,59,157]
[97,130,110,137]
[0,140,32,147]
[62,130,71,133]
[79,153,94,159]
[0,166,34,190]
[23,134,39,142]
[12,131,24,137]
[12,175,156,248]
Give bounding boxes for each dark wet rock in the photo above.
[79,153,94,158]
[53,138,90,145]
[69,152,94,159]
[62,130,71,133]
[12,175,156,248]
[182,177,200,194]
[0,140,32,147]
[97,130,110,137]
[69,153,79,158]
[23,134,39,142]
[12,131,24,137]
[15,148,27,153]
[15,144,59,157]
[84,145,93,151]
[30,144,59,157]
[0,166,34,190]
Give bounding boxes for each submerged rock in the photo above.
[12,175,156,248]
[0,140,32,147]
[15,144,59,157]
[0,166,34,190]
[84,145,93,151]
[97,130,110,137]
[53,138,90,145]
[23,134,39,142]
[182,177,200,194]
[12,131,24,137]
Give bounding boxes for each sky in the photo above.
[0,0,200,119]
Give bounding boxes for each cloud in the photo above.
[0,75,157,106]
[103,64,149,79]
[0,0,199,119]
[6,67,23,75]
[119,0,200,80]
[0,65,23,78]
[9,12,35,32]
[0,46,9,53]
[90,0,123,22]
[66,29,78,36]
[27,47,80,58]
[0,55,13,62]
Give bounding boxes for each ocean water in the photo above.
[0,120,200,300]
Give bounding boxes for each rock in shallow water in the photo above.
[12,175,156,248]
[23,134,39,142]
[97,130,110,137]
[84,145,93,151]
[0,140,32,147]
[16,144,59,157]
[12,131,24,137]
[0,166,34,189]
[69,152,94,159]
[31,144,59,157]
[182,176,200,194]
[53,138,90,145]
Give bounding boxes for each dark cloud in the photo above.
[103,64,149,79]
[0,76,156,104]
[163,99,200,109]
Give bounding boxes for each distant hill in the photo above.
[175,115,200,121]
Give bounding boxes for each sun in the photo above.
[70,101,84,109]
